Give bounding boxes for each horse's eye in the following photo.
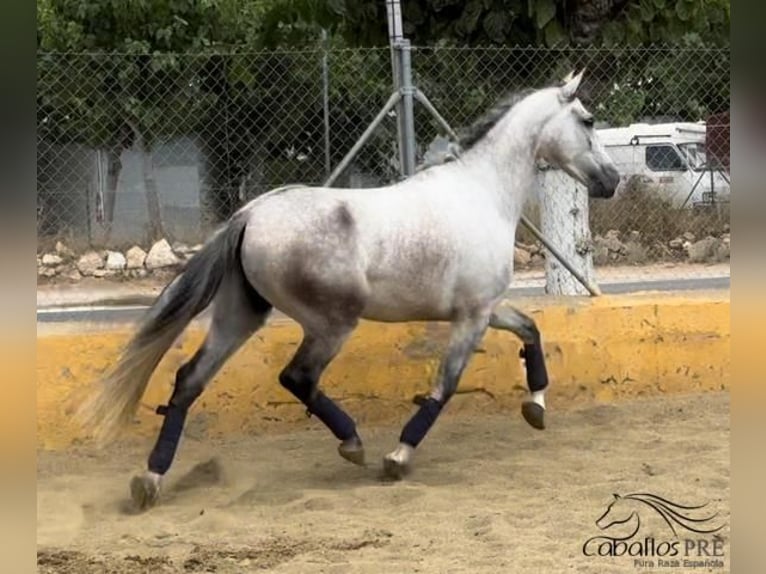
[582,116,594,128]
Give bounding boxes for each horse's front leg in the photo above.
[489,305,549,430]
[383,311,491,479]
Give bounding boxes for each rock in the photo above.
[624,241,648,265]
[650,241,673,260]
[55,241,75,258]
[76,251,104,276]
[131,268,151,278]
[92,269,116,278]
[715,241,730,261]
[125,246,147,269]
[61,267,82,282]
[530,253,545,267]
[593,233,623,254]
[669,237,684,250]
[41,253,63,266]
[686,236,720,263]
[722,233,730,246]
[105,250,127,271]
[601,235,625,254]
[171,241,192,255]
[41,267,57,278]
[682,231,696,242]
[593,244,609,266]
[514,247,531,267]
[145,239,181,270]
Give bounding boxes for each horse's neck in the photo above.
[465,100,552,222]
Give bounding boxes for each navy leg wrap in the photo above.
[280,373,357,441]
[521,335,549,393]
[306,391,357,441]
[147,403,188,475]
[400,397,443,448]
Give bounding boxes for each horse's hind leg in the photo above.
[278,325,365,466]
[130,275,272,511]
[489,305,549,430]
[384,310,491,479]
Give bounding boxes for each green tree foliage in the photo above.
[250,0,729,49]
[252,0,566,48]
[37,0,730,238]
[37,0,253,236]
[599,0,729,48]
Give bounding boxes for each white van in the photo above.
[596,122,730,208]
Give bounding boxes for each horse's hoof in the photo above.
[382,443,413,480]
[521,401,546,430]
[130,472,161,511]
[382,455,411,480]
[338,436,366,466]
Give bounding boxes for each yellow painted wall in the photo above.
[37,291,730,450]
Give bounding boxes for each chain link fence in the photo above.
[37,45,730,277]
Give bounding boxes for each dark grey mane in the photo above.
[457,87,537,150]
[416,83,568,172]
[417,87,539,172]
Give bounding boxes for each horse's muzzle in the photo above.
[588,164,620,199]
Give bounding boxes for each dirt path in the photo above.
[38,391,730,573]
[36,262,731,308]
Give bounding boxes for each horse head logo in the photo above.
[595,492,726,540]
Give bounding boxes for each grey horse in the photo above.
[79,69,619,510]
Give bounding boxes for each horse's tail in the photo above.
[77,209,252,444]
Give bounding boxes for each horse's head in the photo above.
[535,69,620,199]
[596,493,636,530]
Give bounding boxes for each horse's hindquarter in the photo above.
[239,188,371,325]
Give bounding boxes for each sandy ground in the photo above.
[37,391,730,573]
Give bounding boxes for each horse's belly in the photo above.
[360,282,454,322]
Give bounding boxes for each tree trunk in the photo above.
[98,146,123,245]
[127,120,164,242]
[538,169,597,296]
[105,147,121,221]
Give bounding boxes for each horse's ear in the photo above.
[560,68,586,102]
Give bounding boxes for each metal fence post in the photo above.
[386,0,407,179]
[321,29,331,178]
[397,39,417,177]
